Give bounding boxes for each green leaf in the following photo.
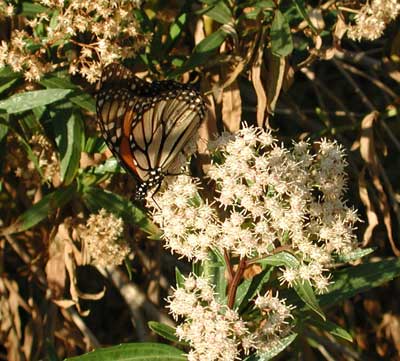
[200,1,233,24]
[175,267,185,288]
[53,110,83,185]
[194,26,231,54]
[270,10,293,57]
[40,75,96,113]
[294,280,325,321]
[258,251,300,268]
[244,333,297,360]
[92,158,122,175]
[169,13,187,41]
[7,184,76,234]
[40,75,78,89]
[0,89,71,114]
[333,248,375,263]
[81,187,159,236]
[318,258,400,308]
[169,24,234,77]
[0,78,19,95]
[21,2,48,16]
[0,123,8,143]
[308,318,353,342]
[65,343,186,361]
[202,250,227,304]
[237,267,273,313]
[148,322,186,345]
[70,93,96,113]
[291,0,318,34]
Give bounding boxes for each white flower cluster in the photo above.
[253,291,295,351]
[167,274,255,361]
[81,208,130,267]
[0,0,149,82]
[347,0,400,41]
[151,126,359,294]
[168,275,296,360]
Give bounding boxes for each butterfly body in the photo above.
[96,63,206,200]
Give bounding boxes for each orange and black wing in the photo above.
[96,63,206,198]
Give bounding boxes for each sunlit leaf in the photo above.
[294,280,325,320]
[148,322,187,345]
[308,318,353,342]
[0,89,71,114]
[319,258,400,308]
[65,343,186,361]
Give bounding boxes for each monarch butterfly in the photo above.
[96,63,206,200]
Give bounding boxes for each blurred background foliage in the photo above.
[0,0,400,360]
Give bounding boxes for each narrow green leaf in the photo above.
[53,110,83,185]
[40,75,78,90]
[81,186,159,236]
[0,123,8,143]
[201,250,227,304]
[169,13,187,41]
[195,27,229,53]
[200,1,233,24]
[294,280,325,320]
[270,10,293,57]
[84,136,106,154]
[65,343,186,361]
[92,158,122,175]
[148,322,187,345]
[40,75,95,113]
[168,25,235,77]
[21,2,48,16]
[237,267,273,313]
[318,258,400,308]
[334,247,375,263]
[244,333,297,360]
[291,0,318,34]
[8,184,76,234]
[258,251,300,268]
[70,93,96,113]
[0,66,15,78]
[0,78,18,95]
[175,267,185,288]
[0,89,71,114]
[308,318,353,342]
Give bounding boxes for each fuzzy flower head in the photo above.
[81,209,130,267]
[347,0,400,41]
[1,0,150,82]
[252,291,295,351]
[167,274,255,361]
[151,125,359,294]
[150,175,219,262]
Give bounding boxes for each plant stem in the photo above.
[227,256,247,309]
[224,249,234,284]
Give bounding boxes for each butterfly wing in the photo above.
[129,82,206,182]
[96,63,206,198]
[96,64,150,180]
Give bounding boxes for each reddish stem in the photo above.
[227,257,247,309]
[224,249,234,284]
